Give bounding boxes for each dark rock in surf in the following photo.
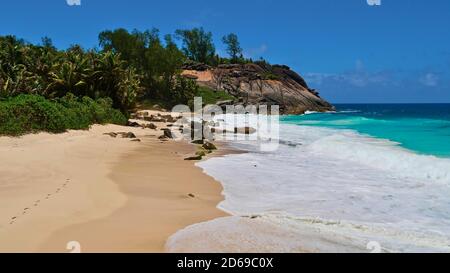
[202,141,217,151]
[184,155,203,161]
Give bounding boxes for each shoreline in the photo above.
[167,114,450,253]
[0,116,232,253]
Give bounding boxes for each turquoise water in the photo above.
[281,104,450,158]
[188,109,450,252]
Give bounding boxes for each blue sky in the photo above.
[1,0,449,103]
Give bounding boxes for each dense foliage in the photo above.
[0,94,126,136]
[0,36,141,112]
[222,33,243,63]
[0,28,254,135]
[98,28,196,105]
[175,28,216,65]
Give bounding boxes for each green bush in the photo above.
[0,94,127,136]
[261,72,281,80]
[195,86,235,106]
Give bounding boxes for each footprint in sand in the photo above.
[63,179,71,187]
[9,216,17,225]
[8,180,72,225]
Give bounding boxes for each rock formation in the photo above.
[182,61,334,114]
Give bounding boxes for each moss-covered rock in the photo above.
[184,155,203,161]
[202,141,217,150]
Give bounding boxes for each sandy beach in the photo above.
[0,115,228,253]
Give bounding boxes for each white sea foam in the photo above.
[166,214,450,253]
[168,115,450,252]
[304,111,319,115]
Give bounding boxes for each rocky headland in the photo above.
[182,61,334,114]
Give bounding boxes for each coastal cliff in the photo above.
[182,62,334,114]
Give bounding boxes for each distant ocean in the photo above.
[171,104,450,252]
[286,104,450,158]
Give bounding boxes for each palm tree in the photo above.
[47,51,91,97]
[94,51,142,110]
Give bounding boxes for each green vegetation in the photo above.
[262,72,281,80]
[98,28,195,105]
[0,28,262,136]
[0,94,126,136]
[222,33,243,63]
[175,28,216,65]
[0,37,141,112]
[195,86,235,105]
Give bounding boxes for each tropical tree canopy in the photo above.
[175,28,216,65]
[1,28,253,112]
[222,33,243,62]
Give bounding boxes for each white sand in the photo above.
[0,119,227,252]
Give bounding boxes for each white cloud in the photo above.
[419,73,439,87]
[306,60,383,87]
[66,0,81,6]
[244,44,268,58]
[304,70,391,88]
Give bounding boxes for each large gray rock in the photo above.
[185,62,334,114]
[182,60,211,71]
